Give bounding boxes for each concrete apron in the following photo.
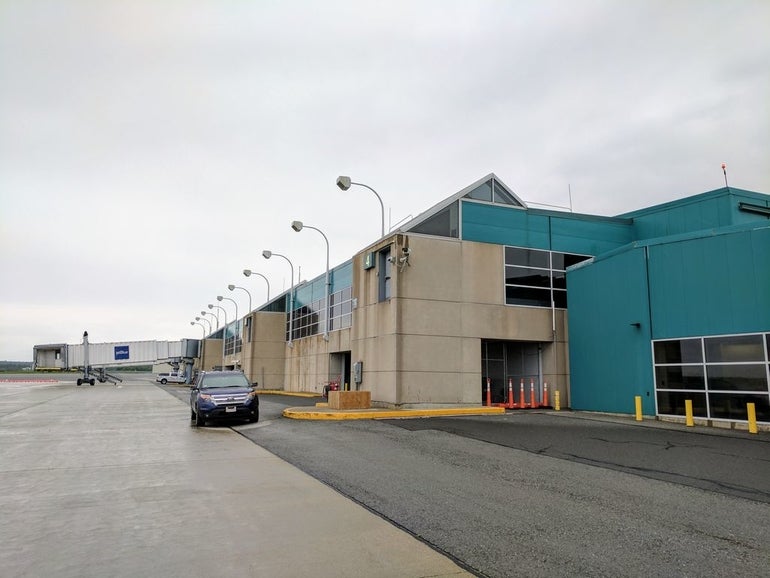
[0,380,470,578]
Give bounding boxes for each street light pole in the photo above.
[191,321,207,372]
[262,250,295,347]
[218,295,240,366]
[195,316,211,333]
[228,284,252,313]
[208,303,228,368]
[217,295,239,326]
[291,220,330,341]
[201,309,218,331]
[191,321,206,338]
[336,175,385,238]
[242,269,271,302]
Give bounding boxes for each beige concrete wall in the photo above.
[232,233,573,407]
[240,311,288,389]
[349,233,572,408]
[199,338,222,372]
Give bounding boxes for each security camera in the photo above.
[402,247,411,255]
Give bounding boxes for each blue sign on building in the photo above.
[114,345,130,360]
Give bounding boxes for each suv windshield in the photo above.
[200,374,250,389]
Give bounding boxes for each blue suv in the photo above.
[190,371,259,427]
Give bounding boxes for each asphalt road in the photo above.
[155,379,770,576]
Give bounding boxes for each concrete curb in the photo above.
[283,406,506,420]
[257,390,321,398]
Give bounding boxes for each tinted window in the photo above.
[505,266,550,288]
[653,339,702,364]
[505,286,551,307]
[201,373,250,388]
[505,247,550,269]
[466,181,492,201]
[410,202,459,238]
[704,334,764,362]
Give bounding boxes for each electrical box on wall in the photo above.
[363,252,376,270]
[353,361,363,384]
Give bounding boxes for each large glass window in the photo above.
[704,334,764,362]
[653,339,702,364]
[224,320,242,356]
[504,246,590,309]
[286,286,353,340]
[464,178,523,207]
[653,333,770,423]
[409,202,459,238]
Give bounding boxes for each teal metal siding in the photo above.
[461,201,633,255]
[549,214,634,256]
[623,188,770,240]
[630,197,727,239]
[567,248,655,414]
[462,202,550,249]
[648,227,770,339]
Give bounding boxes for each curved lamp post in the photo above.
[291,220,330,341]
[243,269,271,302]
[191,321,207,372]
[208,303,228,367]
[218,295,240,363]
[201,309,219,331]
[227,284,252,313]
[195,316,211,333]
[263,250,295,347]
[191,321,206,338]
[217,295,239,326]
[336,175,385,238]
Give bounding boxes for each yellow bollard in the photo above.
[685,399,694,427]
[634,396,643,421]
[554,390,561,411]
[747,403,758,434]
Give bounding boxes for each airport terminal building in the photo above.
[199,174,770,425]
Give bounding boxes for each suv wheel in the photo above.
[194,406,205,427]
[160,378,168,385]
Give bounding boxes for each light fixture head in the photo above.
[190,321,195,326]
[207,304,214,309]
[291,220,303,232]
[195,316,201,321]
[262,250,272,259]
[243,269,251,277]
[201,310,206,316]
[216,295,223,301]
[227,284,235,291]
[336,175,351,191]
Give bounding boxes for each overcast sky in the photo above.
[1,1,768,361]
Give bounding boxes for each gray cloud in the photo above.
[1,0,768,359]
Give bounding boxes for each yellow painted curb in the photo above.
[283,406,506,420]
[257,390,321,398]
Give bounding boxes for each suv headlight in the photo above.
[199,393,213,402]
[246,391,257,400]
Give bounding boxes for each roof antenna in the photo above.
[568,183,573,212]
[721,163,729,189]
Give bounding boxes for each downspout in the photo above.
[394,235,405,406]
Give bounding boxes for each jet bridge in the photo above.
[33,331,201,384]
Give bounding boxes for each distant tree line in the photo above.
[0,361,33,371]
